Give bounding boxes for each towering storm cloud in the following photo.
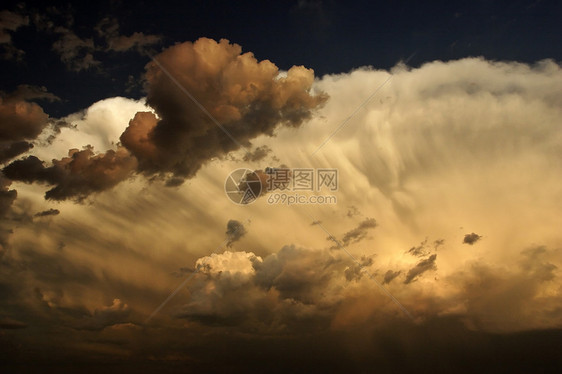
[121,37,328,182]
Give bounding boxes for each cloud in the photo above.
[0,10,29,42]
[121,38,327,182]
[4,84,60,103]
[3,146,137,201]
[52,27,100,72]
[346,205,360,218]
[107,32,161,53]
[0,141,33,164]
[35,14,162,71]
[96,17,161,53]
[382,269,401,284]
[1,55,561,369]
[0,10,28,59]
[34,208,60,217]
[225,219,247,247]
[0,90,51,142]
[4,38,326,201]
[0,86,59,164]
[344,255,374,281]
[338,218,377,246]
[404,254,437,284]
[179,246,346,329]
[242,145,273,162]
[463,232,482,245]
[76,298,131,331]
[407,238,430,257]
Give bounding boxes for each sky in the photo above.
[1,0,561,373]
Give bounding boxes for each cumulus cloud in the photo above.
[175,242,561,335]
[178,246,347,329]
[225,219,247,247]
[0,85,60,164]
[463,232,482,245]
[121,38,327,182]
[0,90,50,143]
[404,254,437,284]
[3,146,137,201]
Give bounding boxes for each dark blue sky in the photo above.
[1,0,560,116]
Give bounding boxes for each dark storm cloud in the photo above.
[242,145,273,162]
[225,219,247,248]
[34,208,60,217]
[121,38,327,182]
[3,147,137,201]
[463,232,482,245]
[382,269,401,284]
[338,218,377,246]
[0,141,33,163]
[404,254,437,284]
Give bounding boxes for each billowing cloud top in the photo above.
[121,37,328,181]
